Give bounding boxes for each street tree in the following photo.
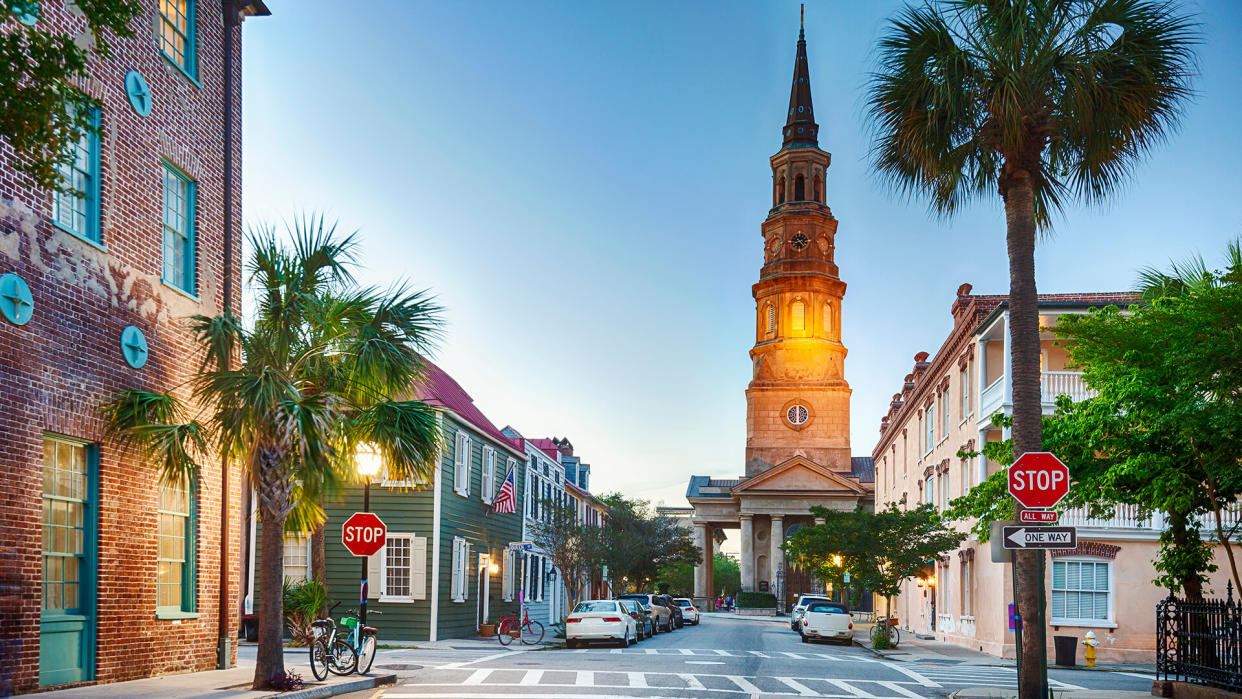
[101,217,444,688]
[783,504,965,621]
[529,498,610,618]
[2,0,142,192]
[597,493,699,591]
[866,1,1197,691]
[659,552,742,599]
[948,240,1242,597]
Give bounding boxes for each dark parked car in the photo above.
[657,594,684,628]
[618,598,654,640]
[616,593,673,633]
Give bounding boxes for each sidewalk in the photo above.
[33,657,395,699]
[950,689,1152,699]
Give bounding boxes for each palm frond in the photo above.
[100,390,207,488]
[188,311,244,373]
[355,400,442,485]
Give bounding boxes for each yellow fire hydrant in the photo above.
[1083,630,1100,667]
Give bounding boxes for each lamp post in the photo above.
[775,564,785,614]
[355,444,383,628]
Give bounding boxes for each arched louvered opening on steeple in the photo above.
[777,176,786,204]
[823,302,833,335]
[813,173,823,202]
[794,174,805,201]
[765,303,775,333]
[791,299,805,332]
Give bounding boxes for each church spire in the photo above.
[783,4,819,149]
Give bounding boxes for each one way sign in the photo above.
[1002,526,1077,549]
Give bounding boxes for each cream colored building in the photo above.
[872,285,1240,663]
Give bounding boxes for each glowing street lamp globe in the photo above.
[356,443,383,479]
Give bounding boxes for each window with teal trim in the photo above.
[158,0,196,78]
[42,439,90,614]
[52,105,100,244]
[157,479,196,614]
[161,163,195,294]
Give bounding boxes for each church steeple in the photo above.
[783,5,819,149]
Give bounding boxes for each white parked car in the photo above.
[566,600,638,648]
[790,594,832,630]
[672,597,699,626]
[799,600,854,644]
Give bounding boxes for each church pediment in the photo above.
[732,455,866,495]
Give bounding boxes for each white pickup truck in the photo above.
[798,600,854,645]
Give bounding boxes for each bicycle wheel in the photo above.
[309,639,329,681]
[356,632,377,674]
[498,620,516,646]
[521,620,545,645]
[327,638,357,675]
[888,624,900,646]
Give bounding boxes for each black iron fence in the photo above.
[1156,581,1242,692]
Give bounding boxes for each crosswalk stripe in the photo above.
[575,670,593,686]
[777,677,816,696]
[749,650,771,657]
[823,678,869,697]
[726,675,763,693]
[626,671,647,688]
[518,670,542,685]
[884,662,940,687]
[713,649,734,656]
[781,651,803,658]
[679,648,694,655]
[677,673,705,690]
[610,648,622,654]
[876,680,929,698]
[462,669,490,685]
[645,648,658,655]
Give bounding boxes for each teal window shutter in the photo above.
[52,106,101,244]
[161,162,195,294]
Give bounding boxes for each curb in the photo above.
[852,639,891,660]
[273,673,397,699]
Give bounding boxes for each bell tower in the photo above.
[745,14,851,476]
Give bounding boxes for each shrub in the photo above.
[269,670,304,691]
[735,591,777,608]
[282,578,328,647]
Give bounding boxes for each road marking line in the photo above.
[609,648,622,654]
[823,678,868,697]
[645,648,658,655]
[1049,678,1087,691]
[726,675,763,694]
[462,669,491,685]
[627,672,647,688]
[684,661,724,665]
[713,649,734,656]
[442,649,526,669]
[1117,671,1156,679]
[575,670,593,686]
[778,677,816,696]
[882,662,941,687]
[678,673,705,690]
[780,651,803,658]
[572,648,588,653]
[876,680,927,698]
[518,670,542,685]
[749,650,771,657]
[679,648,694,655]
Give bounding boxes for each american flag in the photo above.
[492,465,517,514]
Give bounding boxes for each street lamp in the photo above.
[356,443,383,628]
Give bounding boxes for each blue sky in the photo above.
[242,1,1242,511]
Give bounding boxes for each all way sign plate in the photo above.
[1002,526,1077,549]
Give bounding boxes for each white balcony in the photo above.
[1041,371,1095,404]
[979,377,1004,419]
[1060,505,1159,530]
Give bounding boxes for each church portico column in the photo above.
[740,514,755,591]
[693,523,708,599]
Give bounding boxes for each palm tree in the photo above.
[1138,237,1242,300]
[102,216,444,688]
[865,1,1196,694]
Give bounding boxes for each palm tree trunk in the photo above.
[254,499,288,688]
[1002,166,1048,699]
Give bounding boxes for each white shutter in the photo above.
[502,550,512,601]
[412,536,427,601]
[463,542,472,600]
[368,546,383,599]
[451,538,463,602]
[481,447,494,503]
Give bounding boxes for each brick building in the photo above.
[871,284,1240,663]
[0,1,266,692]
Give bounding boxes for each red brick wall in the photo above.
[0,1,244,692]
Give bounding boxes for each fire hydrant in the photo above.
[1083,630,1100,667]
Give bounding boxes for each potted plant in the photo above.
[478,618,498,637]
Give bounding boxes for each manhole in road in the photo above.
[377,664,423,671]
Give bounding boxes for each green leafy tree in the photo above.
[866,1,1197,690]
[102,217,444,688]
[529,498,611,618]
[2,0,142,192]
[783,504,965,625]
[659,552,741,599]
[597,493,699,591]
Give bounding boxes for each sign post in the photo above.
[342,510,387,629]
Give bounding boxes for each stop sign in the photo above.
[1008,452,1070,509]
[341,512,387,557]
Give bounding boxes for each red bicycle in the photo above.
[497,604,545,646]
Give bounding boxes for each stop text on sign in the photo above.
[1007,452,1071,509]
[341,512,387,557]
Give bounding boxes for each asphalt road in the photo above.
[279,614,1157,698]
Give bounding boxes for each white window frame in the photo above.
[481,446,496,504]
[451,537,472,603]
[924,406,935,455]
[380,533,414,603]
[960,365,971,422]
[1051,557,1116,627]
[283,533,311,582]
[961,558,973,616]
[454,431,471,497]
[502,549,514,602]
[942,388,950,439]
[941,472,950,510]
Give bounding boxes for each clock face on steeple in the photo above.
[790,233,809,250]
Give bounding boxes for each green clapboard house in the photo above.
[248,361,528,641]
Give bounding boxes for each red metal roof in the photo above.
[410,360,524,455]
[527,438,562,462]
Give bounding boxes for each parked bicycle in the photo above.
[870,614,901,647]
[497,604,545,646]
[309,602,381,679]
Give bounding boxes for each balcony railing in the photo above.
[1041,370,1095,403]
[1060,505,1159,530]
[980,377,1004,418]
